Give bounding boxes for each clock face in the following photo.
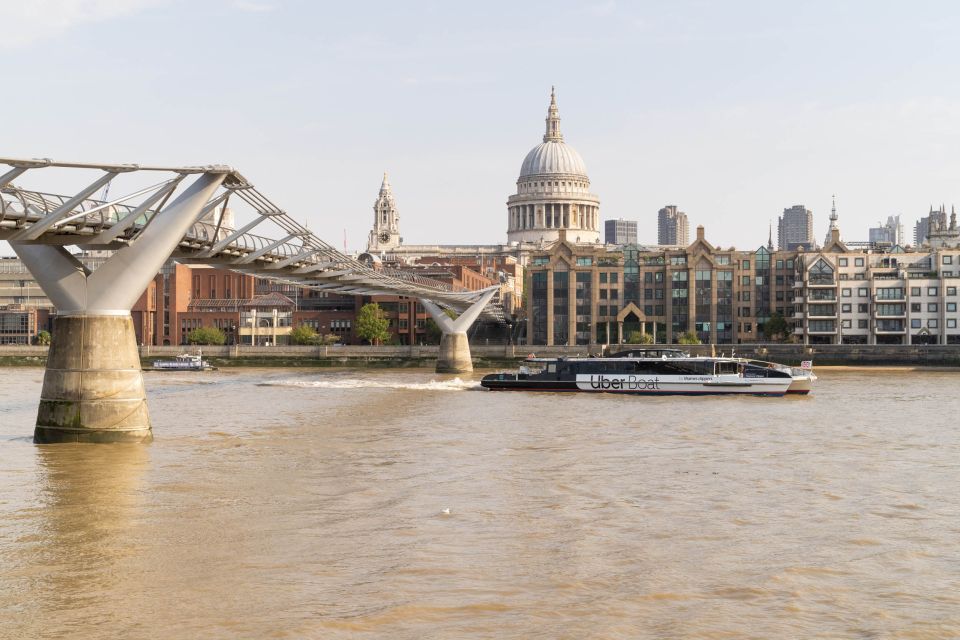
[379,232,391,242]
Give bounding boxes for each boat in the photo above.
[607,348,816,395]
[149,351,216,371]
[481,354,794,396]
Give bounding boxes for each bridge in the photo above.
[0,157,502,443]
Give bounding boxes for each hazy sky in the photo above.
[4,0,960,251]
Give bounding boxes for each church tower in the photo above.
[367,172,400,252]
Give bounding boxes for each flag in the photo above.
[800,360,813,369]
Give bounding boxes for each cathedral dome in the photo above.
[519,141,588,179]
[516,87,589,182]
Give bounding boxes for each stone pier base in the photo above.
[35,315,152,444]
[436,332,473,373]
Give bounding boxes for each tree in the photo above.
[355,303,391,345]
[763,312,789,342]
[677,331,701,345]
[34,330,51,346]
[290,324,320,345]
[186,326,226,345]
[625,330,654,344]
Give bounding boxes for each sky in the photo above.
[4,0,960,251]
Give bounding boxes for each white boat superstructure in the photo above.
[151,351,214,371]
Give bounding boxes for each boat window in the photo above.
[546,364,557,373]
[716,361,739,375]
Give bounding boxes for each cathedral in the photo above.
[365,88,600,254]
[507,87,601,244]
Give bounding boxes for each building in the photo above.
[506,88,600,245]
[657,205,688,246]
[869,215,904,246]
[605,218,637,245]
[526,226,798,346]
[915,205,949,246]
[778,205,815,251]
[0,305,49,345]
[366,173,401,253]
[791,230,960,344]
[525,225,960,346]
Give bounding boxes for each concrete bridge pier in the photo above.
[421,288,497,374]
[13,173,226,443]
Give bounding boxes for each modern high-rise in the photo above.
[604,219,637,245]
[869,215,904,246]
[657,205,688,246]
[778,205,815,251]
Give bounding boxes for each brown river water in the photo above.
[0,367,958,639]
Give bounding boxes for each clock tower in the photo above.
[367,172,401,252]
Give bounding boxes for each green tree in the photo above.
[625,330,654,344]
[763,312,789,342]
[677,331,702,345]
[34,330,51,346]
[356,303,391,345]
[186,326,226,345]
[289,324,320,345]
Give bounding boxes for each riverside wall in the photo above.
[2,344,960,367]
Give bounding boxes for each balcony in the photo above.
[874,294,905,303]
[793,296,804,304]
[874,310,906,318]
[806,281,837,288]
[807,313,837,319]
[807,327,838,335]
[874,321,906,334]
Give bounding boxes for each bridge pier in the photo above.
[36,315,151,443]
[13,173,226,443]
[421,288,497,374]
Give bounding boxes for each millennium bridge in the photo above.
[0,157,501,443]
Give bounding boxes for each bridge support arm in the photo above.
[421,288,497,373]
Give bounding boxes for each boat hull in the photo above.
[481,373,790,396]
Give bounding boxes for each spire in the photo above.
[767,221,774,251]
[379,172,391,195]
[825,195,840,246]
[543,86,563,142]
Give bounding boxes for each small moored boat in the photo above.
[149,351,216,371]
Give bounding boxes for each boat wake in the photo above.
[258,378,482,392]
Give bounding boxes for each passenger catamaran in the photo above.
[481,349,814,396]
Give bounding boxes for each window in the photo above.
[911,287,922,296]
[841,319,852,329]
[948,287,957,296]
[944,255,954,265]
[911,303,921,312]
[576,257,592,266]
[842,288,852,297]
[533,257,549,265]
[744,323,752,333]
[858,319,868,329]
[858,304,869,313]
[928,319,938,329]
[841,303,852,313]
[928,303,938,312]
[742,260,750,270]
[742,291,751,301]
[911,319,921,328]
[948,319,957,329]
[839,258,848,267]
[610,273,618,284]
[855,258,865,267]
[928,287,938,296]
[670,256,687,265]
[600,273,607,283]
[858,288,868,297]
[948,302,957,312]
[742,276,750,285]
[716,255,731,265]
[776,259,784,269]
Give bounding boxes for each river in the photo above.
[0,367,958,639]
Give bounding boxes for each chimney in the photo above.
[696,225,705,241]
